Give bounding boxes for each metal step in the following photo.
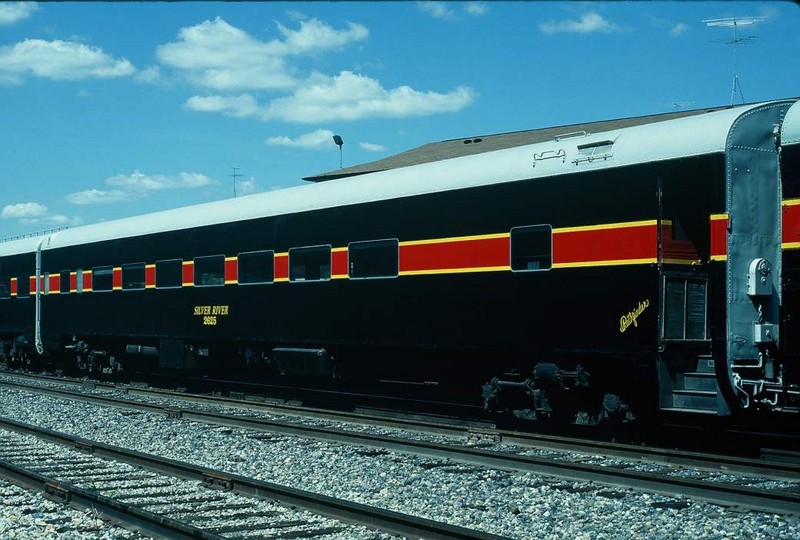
[681,372,719,392]
[695,354,715,374]
[671,389,718,411]
[660,406,717,415]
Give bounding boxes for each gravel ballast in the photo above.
[0,385,798,539]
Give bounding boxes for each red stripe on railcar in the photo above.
[182,262,194,286]
[145,265,155,288]
[113,268,122,290]
[70,272,78,293]
[400,236,510,273]
[784,202,800,249]
[553,222,657,266]
[225,258,238,283]
[332,250,348,277]
[274,254,289,281]
[49,274,60,294]
[710,214,728,261]
[10,278,17,296]
[82,271,92,291]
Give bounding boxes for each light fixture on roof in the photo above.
[332,135,344,169]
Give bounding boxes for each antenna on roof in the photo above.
[231,167,241,198]
[703,16,764,105]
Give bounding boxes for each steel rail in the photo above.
[0,458,225,540]
[1,379,799,516]
[1,375,798,481]
[0,417,506,540]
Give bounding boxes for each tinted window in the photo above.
[92,266,113,292]
[511,225,552,271]
[0,279,9,299]
[349,239,398,279]
[238,251,274,284]
[122,262,146,290]
[194,255,225,287]
[16,276,29,298]
[156,259,183,289]
[289,245,331,282]
[59,270,71,294]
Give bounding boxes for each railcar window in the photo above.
[122,262,146,290]
[59,270,71,294]
[76,269,83,293]
[17,276,31,297]
[92,266,113,292]
[238,250,274,285]
[348,239,399,279]
[289,245,331,282]
[575,140,614,163]
[0,279,9,299]
[155,259,182,289]
[194,255,225,287]
[663,277,707,340]
[511,225,552,271]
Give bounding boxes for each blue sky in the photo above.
[1,1,798,239]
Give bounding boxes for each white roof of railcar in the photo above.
[0,100,793,257]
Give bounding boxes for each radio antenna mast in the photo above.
[703,16,764,105]
[231,167,241,198]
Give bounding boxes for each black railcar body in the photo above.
[1,99,799,424]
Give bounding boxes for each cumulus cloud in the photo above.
[417,1,487,20]
[66,171,217,205]
[2,202,48,219]
[65,189,130,205]
[360,142,387,152]
[156,16,367,92]
[106,170,214,191]
[190,71,475,123]
[0,39,135,85]
[262,71,476,123]
[539,12,631,35]
[265,129,336,149]
[235,177,259,195]
[0,2,38,26]
[669,23,689,37]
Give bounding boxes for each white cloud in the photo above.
[262,71,476,123]
[106,170,214,192]
[188,72,475,123]
[66,189,131,205]
[670,23,689,37]
[0,39,135,84]
[2,202,48,219]
[539,12,631,35]
[418,2,457,20]
[360,142,387,152]
[235,177,259,195]
[184,94,260,118]
[0,2,38,26]
[418,1,487,20]
[66,171,216,205]
[20,213,81,227]
[464,3,488,17]
[134,65,163,84]
[265,129,336,149]
[156,16,367,92]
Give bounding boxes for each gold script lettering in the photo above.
[620,299,650,333]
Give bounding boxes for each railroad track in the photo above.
[1,372,799,517]
[0,420,504,540]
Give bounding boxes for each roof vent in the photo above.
[463,138,483,144]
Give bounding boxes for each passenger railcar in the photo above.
[1,99,799,424]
